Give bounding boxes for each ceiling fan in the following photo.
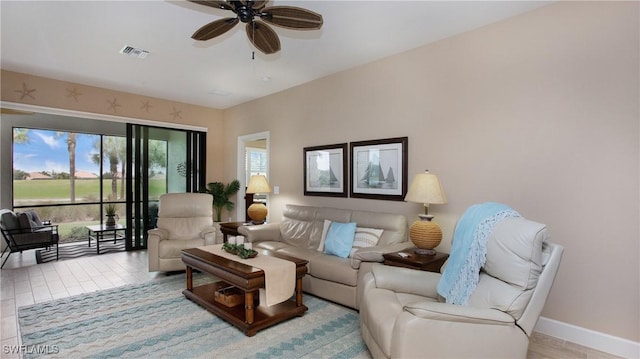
[188,0,323,55]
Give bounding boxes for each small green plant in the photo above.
[105,203,118,216]
[204,180,241,222]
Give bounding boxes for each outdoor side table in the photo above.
[86,224,126,254]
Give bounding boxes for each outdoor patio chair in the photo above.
[0,209,59,268]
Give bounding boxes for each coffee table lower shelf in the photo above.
[182,281,308,337]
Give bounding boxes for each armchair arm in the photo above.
[351,241,414,262]
[200,227,217,245]
[148,228,168,241]
[147,228,168,272]
[238,223,281,243]
[370,264,441,298]
[404,301,515,326]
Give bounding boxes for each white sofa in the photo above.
[239,204,411,309]
[148,193,217,272]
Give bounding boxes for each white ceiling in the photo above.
[1,1,551,109]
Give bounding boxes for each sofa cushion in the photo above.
[324,222,357,258]
[276,245,324,263]
[350,227,383,257]
[157,217,211,240]
[467,272,534,320]
[317,219,332,251]
[308,253,359,286]
[483,217,547,290]
[17,212,34,230]
[254,241,291,252]
[280,205,317,247]
[351,210,407,246]
[1,211,21,230]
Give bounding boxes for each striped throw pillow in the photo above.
[350,227,383,257]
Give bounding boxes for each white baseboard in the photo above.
[534,316,640,358]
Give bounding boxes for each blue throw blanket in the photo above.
[437,202,520,305]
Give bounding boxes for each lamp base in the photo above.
[413,248,437,256]
[247,202,267,225]
[409,214,442,255]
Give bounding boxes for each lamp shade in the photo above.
[246,175,271,194]
[404,171,447,205]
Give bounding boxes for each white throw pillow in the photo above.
[350,227,383,257]
[317,219,332,251]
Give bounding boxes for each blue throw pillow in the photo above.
[324,222,357,258]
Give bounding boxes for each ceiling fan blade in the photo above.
[260,6,323,30]
[192,17,240,41]
[248,0,269,10]
[246,21,280,54]
[188,0,236,12]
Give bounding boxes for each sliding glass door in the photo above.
[126,124,206,250]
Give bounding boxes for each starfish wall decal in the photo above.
[141,100,152,112]
[66,87,83,102]
[15,82,36,101]
[107,97,121,113]
[170,107,182,121]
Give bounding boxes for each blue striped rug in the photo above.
[18,274,371,359]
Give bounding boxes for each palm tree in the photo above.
[13,128,29,143]
[92,136,127,200]
[61,132,78,202]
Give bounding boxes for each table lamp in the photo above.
[404,170,447,255]
[246,174,271,224]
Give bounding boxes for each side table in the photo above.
[219,221,257,243]
[383,249,449,273]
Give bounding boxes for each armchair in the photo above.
[147,193,217,272]
[1,209,59,268]
[358,216,563,358]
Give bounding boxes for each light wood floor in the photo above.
[0,248,621,359]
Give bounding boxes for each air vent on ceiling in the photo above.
[120,46,149,59]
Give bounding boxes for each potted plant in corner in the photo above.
[205,180,241,222]
[105,203,119,227]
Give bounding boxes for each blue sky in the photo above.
[13,129,101,174]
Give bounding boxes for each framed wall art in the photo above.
[304,143,348,197]
[350,137,408,201]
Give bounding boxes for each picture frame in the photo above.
[350,137,408,201]
[304,143,348,197]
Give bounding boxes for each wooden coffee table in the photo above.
[181,247,308,336]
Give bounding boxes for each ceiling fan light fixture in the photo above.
[188,0,322,54]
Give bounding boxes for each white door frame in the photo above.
[236,131,270,221]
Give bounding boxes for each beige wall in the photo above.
[0,70,225,183]
[1,0,637,344]
[223,2,639,341]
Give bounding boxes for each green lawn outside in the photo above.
[13,179,164,242]
[13,179,166,200]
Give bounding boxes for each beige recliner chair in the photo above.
[148,193,217,272]
[358,216,564,358]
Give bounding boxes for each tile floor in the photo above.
[0,248,622,359]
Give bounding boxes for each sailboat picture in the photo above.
[356,149,398,190]
[350,137,408,201]
[304,143,348,197]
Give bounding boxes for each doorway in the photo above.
[236,131,270,222]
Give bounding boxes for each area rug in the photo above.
[18,274,371,359]
[36,240,125,263]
